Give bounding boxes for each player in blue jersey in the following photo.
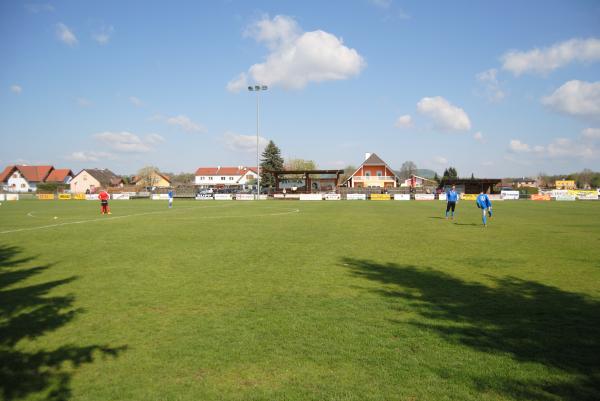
[168,189,173,208]
[476,191,493,227]
[445,185,459,219]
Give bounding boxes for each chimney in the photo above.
[365,153,372,161]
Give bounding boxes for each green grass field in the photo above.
[1,199,599,401]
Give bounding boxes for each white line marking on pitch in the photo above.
[2,204,299,235]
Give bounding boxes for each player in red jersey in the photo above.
[98,190,111,215]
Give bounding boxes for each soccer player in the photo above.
[445,185,459,219]
[168,189,173,209]
[98,190,111,215]
[476,191,493,227]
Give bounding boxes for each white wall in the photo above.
[6,171,33,192]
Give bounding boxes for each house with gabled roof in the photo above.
[45,169,74,184]
[195,166,258,189]
[0,165,69,192]
[345,153,400,189]
[131,171,171,188]
[70,168,124,194]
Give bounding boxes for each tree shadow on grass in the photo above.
[342,258,600,401]
[0,245,126,401]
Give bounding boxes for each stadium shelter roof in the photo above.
[440,178,502,194]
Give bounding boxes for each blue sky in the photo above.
[1,0,599,177]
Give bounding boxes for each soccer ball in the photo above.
[54,216,58,220]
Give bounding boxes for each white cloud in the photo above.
[76,97,91,107]
[223,131,268,152]
[417,96,471,131]
[166,115,206,133]
[25,3,54,13]
[582,127,600,139]
[226,73,248,93]
[145,133,165,145]
[370,0,392,9]
[509,137,598,159]
[509,139,531,152]
[56,23,78,46]
[10,85,22,94]
[94,131,163,153]
[502,38,600,76]
[92,25,114,45]
[66,151,114,162]
[473,131,483,141]
[129,96,143,107]
[433,156,448,165]
[227,15,365,91]
[476,68,505,102]
[394,114,412,128]
[542,80,600,119]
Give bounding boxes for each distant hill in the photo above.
[416,169,437,179]
[393,169,439,179]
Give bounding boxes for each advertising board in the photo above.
[370,194,391,200]
[37,194,55,200]
[531,194,551,201]
[324,193,341,200]
[214,194,233,200]
[111,193,131,200]
[195,194,213,200]
[6,194,19,201]
[236,194,255,200]
[438,193,447,201]
[58,194,72,200]
[501,190,520,200]
[414,194,435,201]
[299,194,322,200]
[393,194,410,201]
[346,193,366,200]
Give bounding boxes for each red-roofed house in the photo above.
[46,169,74,184]
[0,165,59,192]
[344,153,400,189]
[195,166,257,189]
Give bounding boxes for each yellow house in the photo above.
[555,180,576,190]
[133,171,171,188]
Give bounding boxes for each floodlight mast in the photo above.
[248,84,268,199]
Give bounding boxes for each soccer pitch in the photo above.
[1,199,599,401]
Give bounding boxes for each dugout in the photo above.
[440,178,501,194]
[267,169,344,193]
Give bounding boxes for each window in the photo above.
[21,183,26,188]
[365,172,371,177]
[199,176,205,180]
[229,177,234,180]
[247,174,254,179]
[83,176,87,181]
[377,171,382,177]
[12,173,17,178]
[208,177,213,180]
[221,177,225,181]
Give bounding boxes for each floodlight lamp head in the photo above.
[261,85,268,90]
[254,85,260,91]
[247,86,254,91]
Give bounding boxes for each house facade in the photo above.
[401,175,437,188]
[195,166,257,189]
[345,153,399,189]
[70,169,124,193]
[132,171,171,188]
[0,165,69,192]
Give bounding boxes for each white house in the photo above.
[0,165,54,192]
[195,166,257,189]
